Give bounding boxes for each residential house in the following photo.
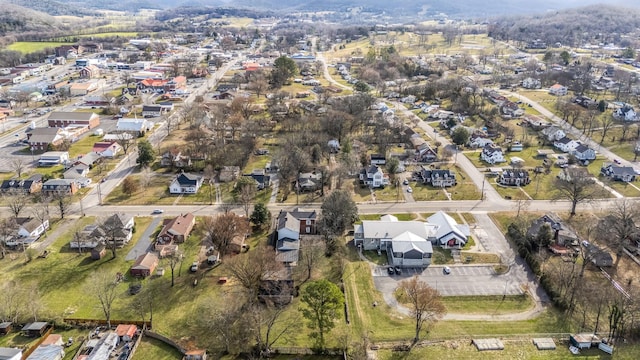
[142,105,163,118]
[500,101,524,118]
[541,126,566,142]
[130,252,159,277]
[42,179,78,195]
[409,134,426,149]
[69,81,101,96]
[370,154,386,165]
[572,144,596,162]
[418,167,457,187]
[553,137,580,153]
[499,169,531,186]
[275,208,318,264]
[586,244,613,267]
[100,213,135,247]
[0,174,43,194]
[601,163,637,182]
[27,128,65,152]
[415,144,438,163]
[161,149,192,169]
[115,324,137,343]
[359,165,389,188]
[521,77,541,89]
[468,134,493,148]
[16,217,49,239]
[63,165,91,187]
[297,172,323,192]
[38,151,69,167]
[613,105,637,122]
[549,83,568,96]
[47,111,100,129]
[139,78,168,92]
[116,118,153,136]
[169,173,204,194]
[558,167,593,182]
[166,76,187,92]
[243,169,271,190]
[92,142,121,158]
[480,144,506,164]
[218,166,240,182]
[26,344,65,360]
[527,213,579,247]
[73,152,102,168]
[156,213,195,246]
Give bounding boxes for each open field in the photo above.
[130,337,182,360]
[6,42,67,53]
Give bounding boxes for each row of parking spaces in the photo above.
[423,279,523,297]
[373,265,495,277]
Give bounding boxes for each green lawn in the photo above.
[7,42,67,53]
[442,295,533,314]
[131,337,182,360]
[376,341,640,360]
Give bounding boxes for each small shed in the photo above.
[533,338,556,350]
[0,322,12,335]
[115,324,137,342]
[472,338,504,351]
[21,322,49,337]
[90,243,106,260]
[570,333,599,349]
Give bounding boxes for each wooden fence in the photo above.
[63,318,151,329]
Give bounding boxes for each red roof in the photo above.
[92,141,116,152]
[141,78,168,87]
[115,324,137,338]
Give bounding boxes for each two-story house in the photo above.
[553,137,580,153]
[419,167,457,187]
[92,142,122,158]
[601,163,637,182]
[549,83,568,96]
[47,111,100,129]
[613,105,637,122]
[499,169,531,186]
[42,179,78,195]
[480,144,506,164]
[415,144,438,163]
[0,174,43,194]
[359,165,389,188]
[572,144,596,162]
[541,126,566,143]
[169,173,204,194]
[275,208,318,265]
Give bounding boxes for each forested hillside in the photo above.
[0,3,64,37]
[488,5,640,48]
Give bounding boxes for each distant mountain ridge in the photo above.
[9,0,640,18]
[0,2,63,36]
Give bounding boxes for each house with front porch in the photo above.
[499,169,531,186]
[480,144,506,164]
[572,144,596,162]
[359,165,389,188]
[554,137,580,153]
[601,163,637,182]
[541,126,566,142]
[418,167,457,187]
[169,173,204,194]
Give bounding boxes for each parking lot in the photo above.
[372,264,524,297]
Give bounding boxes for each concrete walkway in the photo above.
[125,216,161,261]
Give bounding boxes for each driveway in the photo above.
[125,216,161,260]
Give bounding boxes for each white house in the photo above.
[572,144,596,162]
[169,173,204,194]
[16,217,50,239]
[38,151,69,167]
[480,144,506,164]
[116,118,153,135]
[554,137,580,153]
[468,134,493,148]
[522,77,541,89]
[613,105,637,122]
[359,165,389,188]
[427,212,471,248]
[541,126,566,142]
[549,83,568,96]
[92,141,122,158]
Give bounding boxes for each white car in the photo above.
[152,209,164,214]
[406,186,413,193]
[443,266,451,275]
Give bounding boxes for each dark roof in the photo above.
[290,207,317,220]
[142,105,162,111]
[501,169,530,179]
[556,137,573,144]
[1,174,42,191]
[574,144,591,153]
[175,173,202,186]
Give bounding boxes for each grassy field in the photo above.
[443,295,533,314]
[6,42,67,53]
[375,341,640,360]
[131,337,182,360]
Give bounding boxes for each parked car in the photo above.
[406,186,413,193]
[403,179,409,185]
[387,266,395,275]
[394,266,402,275]
[190,262,199,272]
[152,209,164,214]
[443,266,451,275]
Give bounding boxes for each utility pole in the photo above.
[481,177,485,201]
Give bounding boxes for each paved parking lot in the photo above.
[373,265,523,297]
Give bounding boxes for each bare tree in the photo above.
[251,302,301,356]
[398,276,446,344]
[297,237,324,284]
[234,177,256,218]
[10,159,26,178]
[115,132,136,155]
[225,245,284,301]
[4,191,29,218]
[552,168,602,215]
[600,116,616,144]
[198,213,250,257]
[98,214,129,259]
[165,250,184,287]
[596,199,640,272]
[51,191,73,219]
[139,167,153,190]
[87,271,121,328]
[0,218,17,259]
[196,299,254,355]
[31,196,51,235]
